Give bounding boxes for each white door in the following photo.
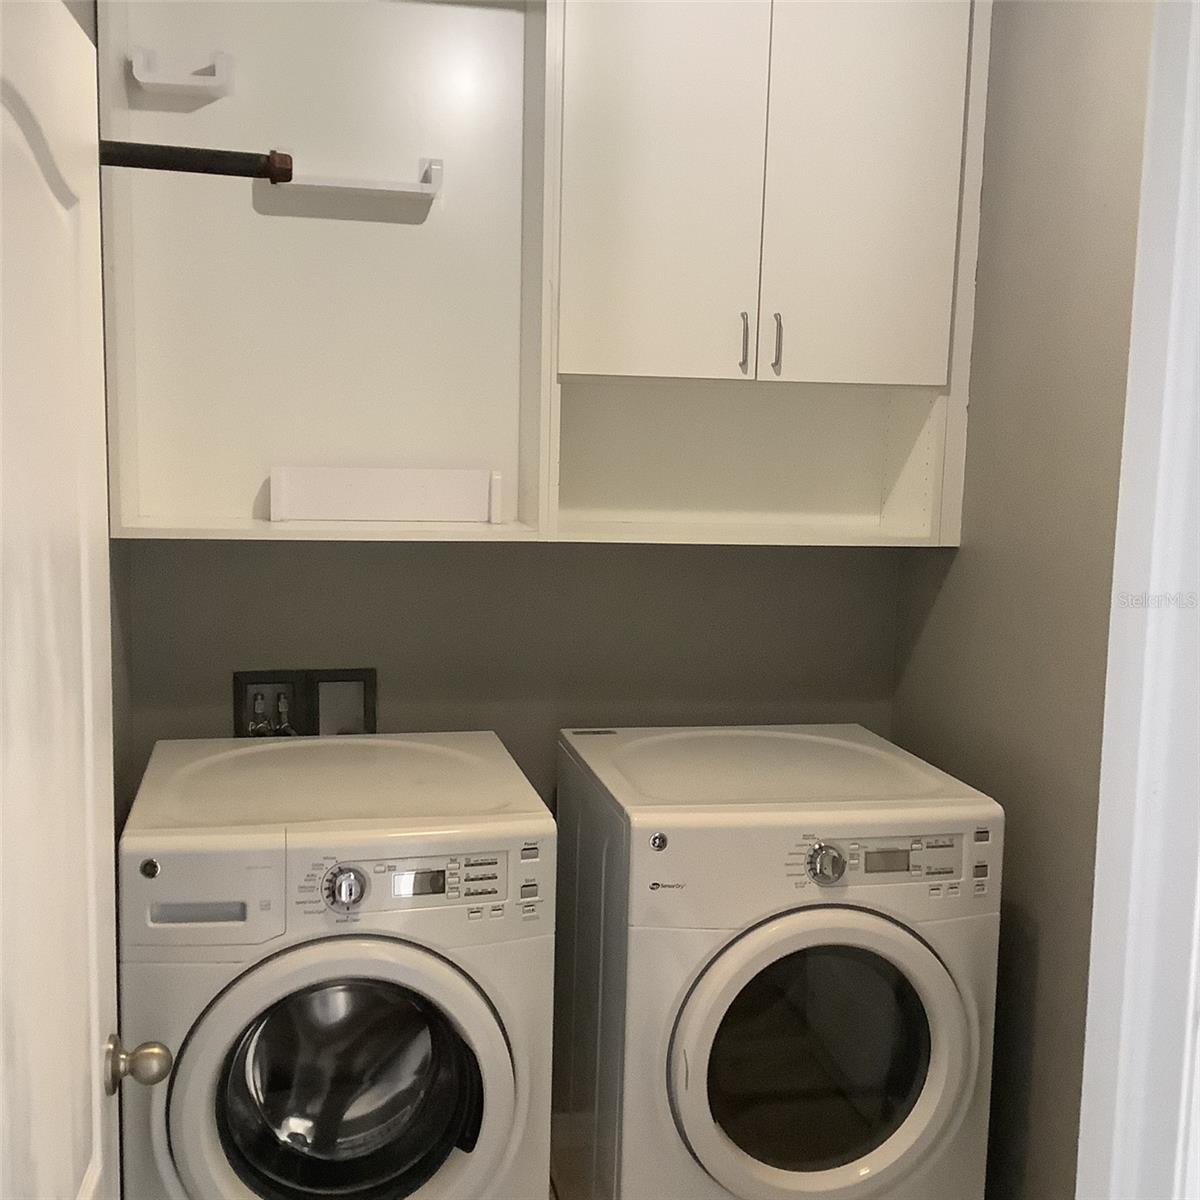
[758,1,971,385]
[0,5,118,1199]
[558,0,772,380]
[669,909,974,1199]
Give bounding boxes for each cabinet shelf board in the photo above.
[555,509,937,548]
[111,518,540,542]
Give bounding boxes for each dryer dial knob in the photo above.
[328,867,366,910]
[808,843,847,885]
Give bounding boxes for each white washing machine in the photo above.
[552,724,1003,1200]
[117,733,555,1200]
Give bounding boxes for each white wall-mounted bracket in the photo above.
[128,47,234,99]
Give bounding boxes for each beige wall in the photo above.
[891,3,1153,1198]
[112,541,899,823]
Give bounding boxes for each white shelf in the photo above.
[283,158,443,201]
[112,517,539,542]
[555,511,937,548]
[129,46,233,98]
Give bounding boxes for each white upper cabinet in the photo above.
[558,0,973,388]
[557,1,772,380]
[99,0,989,546]
[758,1,971,385]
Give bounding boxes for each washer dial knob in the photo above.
[808,842,847,885]
[326,866,366,911]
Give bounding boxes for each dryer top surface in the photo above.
[126,733,548,831]
[561,724,992,811]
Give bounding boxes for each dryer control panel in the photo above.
[801,833,968,886]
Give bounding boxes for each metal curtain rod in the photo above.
[99,140,293,184]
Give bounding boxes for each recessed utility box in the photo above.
[232,669,376,738]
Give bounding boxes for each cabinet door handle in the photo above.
[739,312,750,373]
[771,312,783,374]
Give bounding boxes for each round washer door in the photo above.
[167,937,516,1200]
[669,909,975,1200]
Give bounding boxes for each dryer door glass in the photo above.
[706,945,931,1172]
[216,978,483,1200]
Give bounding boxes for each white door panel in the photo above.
[558,0,771,380]
[759,1,971,385]
[1,4,117,1198]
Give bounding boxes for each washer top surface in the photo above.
[127,733,546,830]
[561,724,989,809]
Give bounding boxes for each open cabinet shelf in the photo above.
[100,0,553,540]
[554,377,954,546]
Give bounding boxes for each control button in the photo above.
[849,854,860,866]
[489,905,505,919]
[974,863,989,879]
[947,884,961,897]
[447,860,460,869]
[447,888,460,899]
[910,866,923,877]
[521,846,539,861]
[849,843,860,851]
[974,881,988,895]
[520,883,539,900]
[373,864,387,874]
[929,885,943,898]
[326,867,367,911]
[974,829,991,843]
[808,843,846,886]
[467,907,484,921]
[522,904,537,916]
[911,840,923,852]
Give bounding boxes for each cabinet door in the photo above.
[758,1,972,385]
[558,0,772,380]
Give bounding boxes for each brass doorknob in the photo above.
[104,1035,173,1095]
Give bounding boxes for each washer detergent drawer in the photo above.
[121,831,286,946]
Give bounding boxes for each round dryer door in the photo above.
[669,909,975,1200]
[165,938,516,1200]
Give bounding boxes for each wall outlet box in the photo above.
[232,668,376,737]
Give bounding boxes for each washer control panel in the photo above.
[313,851,511,913]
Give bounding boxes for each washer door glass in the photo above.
[707,945,931,1173]
[217,978,483,1200]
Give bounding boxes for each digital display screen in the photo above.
[865,849,911,874]
[392,869,447,898]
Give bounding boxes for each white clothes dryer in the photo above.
[118,734,555,1200]
[552,724,1003,1200]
